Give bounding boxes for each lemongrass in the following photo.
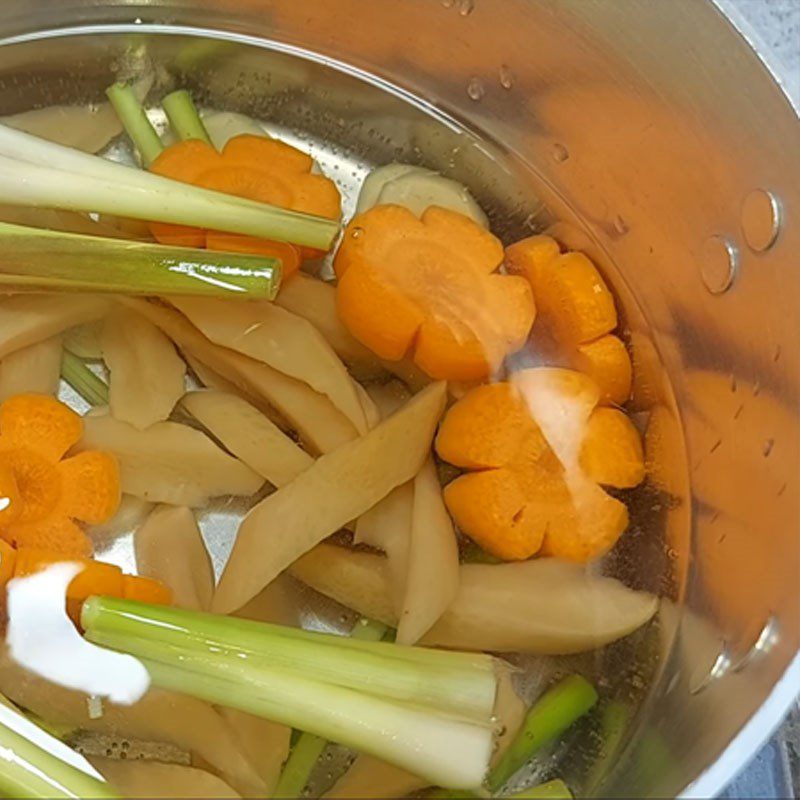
[0,221,279,298]
[106,82,163,166]
[81,597,496,789]
[61,351,109,406]
[162,90,212,145]
[0,124,338,250]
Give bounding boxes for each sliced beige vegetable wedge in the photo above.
[91,757,241,799]
[182,390,313,488]
[493,667,526,763]
[135,505,215,611]
[103,308,187,430]
[397,458,460,645]
[64,320,104,359]
[0,653,264,797]
[0,335,62,401]
[122,298,357,454]
[0,294,109,360]
[90,494,153,542]
[213,381,447,613]
[172,297,371,433]
[290,544,659,654]
[79,413,264,507]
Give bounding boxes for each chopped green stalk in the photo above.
[0,222,280,299]
[61,351,109,406]
[82,598,496,722]
[0,698,117,798]
[82,597,495,790]
[585,701,630,792]
[507,779,572,799]
[162,90,212,145]
[487,676,598,792]
[0,124,339,250]
[274,618,389,798]
[105,82,164,166]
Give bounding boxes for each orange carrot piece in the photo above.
[14,547,123,599]
[123,574,173,606]
[57,452,121,526]
[7,517,91,558]
[580,408,645,489]
[0,465,20,529]
[573,334,633,406]
[335,205,535,381]
[205,231,302,278]
[0,540,16,587]
[0,394,83,462]
[505,234,560,286]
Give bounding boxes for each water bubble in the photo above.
[552,143,570,162]
[762,438,775,458]
[466,77,485,101]
[499,64,514,90]
[613,215,630,235]
[459,0,475,15]
[351,227,364,240]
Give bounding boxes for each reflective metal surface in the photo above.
[0,1,796,797]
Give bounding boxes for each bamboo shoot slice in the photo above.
[182,390,313,488]
[0,294,108,361]
[325,755,426,799]
[172,297,370,434]
[102,309,187,430]
[397,458,460,645]
[135,505,215,611]
[121,298,357,454]
[290,544,658,654]
[79,414,264,507]
[0,335,62,401]
[213,382,447,613]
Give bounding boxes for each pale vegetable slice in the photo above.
[0,335,62,401]
[64,321,104,360]
[182,390,313,488]
[135,505,215,611]
[90,494,153,543]
[90,757,241,799]
[0,654,264,797]
[122,298,358,454]
[356,164,423,213]
[102,308,187,430]
[79,413,264,507]
[201,110,269,150]
[493,667,526,764]
[0,294,108,360]
[397,458,460,645]
[172,297,370,434]
[234,575,305,629]
[213,381,447,613]
[325,755,426,799]
[290,544,659,654]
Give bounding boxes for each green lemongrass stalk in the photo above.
[585,700,630,792]
[488,676,598,792]
[162,90,212,145]
[106,82,163,166]
[83,598,496,722]
[508,779,572,799]
[0,222,280,299]
[61,352,109,406]
[0,698,117,798]
[274,618,388,798]
[0,125,338,250]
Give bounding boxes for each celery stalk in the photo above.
[81,597,495,790]
[487,676,598,792]
[274,618,389,798]
[105,82,163,166]
[508,779,572,798]
[0,125,339,250]
[0,700,117,798]
[61,351,109,406]
[162,90,212,145]
[82,598,496,723]
[0,222,280,299]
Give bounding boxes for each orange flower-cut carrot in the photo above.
[334,205,536,381]
[436,370,644,562]
[0,394,121,558]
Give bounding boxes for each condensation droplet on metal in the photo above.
[762,438,775,458]
[700,235,738,294]
[466,77,485,101]
[351,227,364,239]
[459,0,475,15]
[499,64,514,90]
[552,143,570,162]
[441,0,456,7]
[613,215,630,236]
[741,189,782,252]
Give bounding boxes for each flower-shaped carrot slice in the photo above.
[436,369,644,562]
[0,394,121,557]
[506,236,632,405]
[334,205,536,381]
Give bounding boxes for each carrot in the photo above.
[334,205,535,381]
[122,574,173,606]
[205,232,302,278]
[0,394,121,557]
[0,540,15,586]
[435,372,644,562]
[506,236,632,405]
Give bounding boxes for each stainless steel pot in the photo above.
[0,1,796,796]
